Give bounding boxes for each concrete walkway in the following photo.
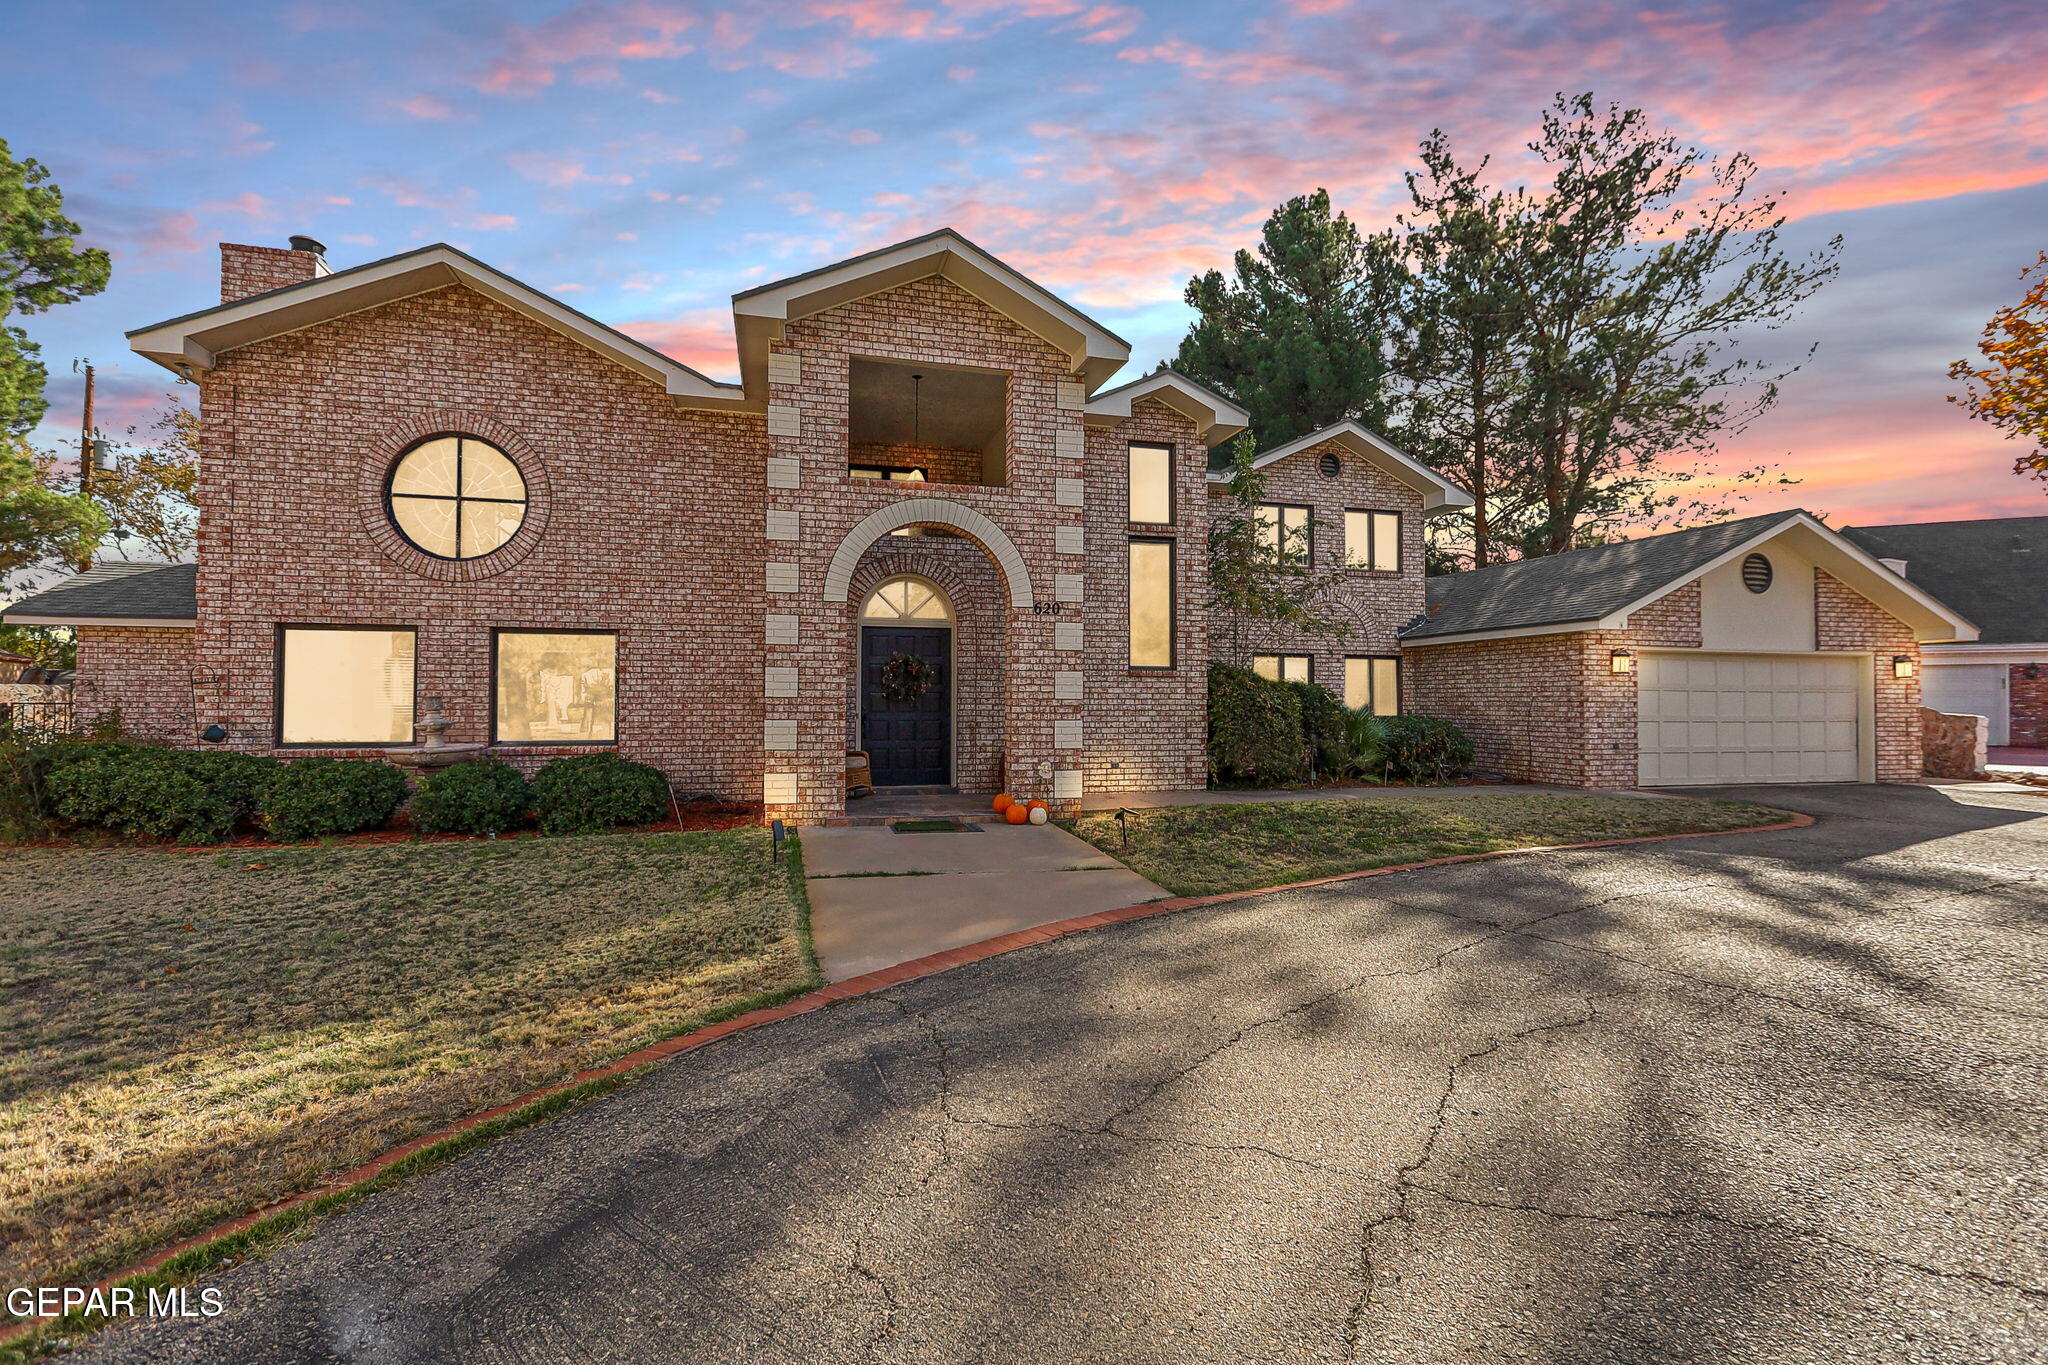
[803,823,1168,981]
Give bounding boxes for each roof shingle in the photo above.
[1839,516,2048,646]
[2,562,197,623]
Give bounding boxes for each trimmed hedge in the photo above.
[530,753,671,835]
[1376,715,1476,783]
[1207,662,1308,785]
[261,757,409,842]
[42,744,281,844]
[1288,680,1353,777]
[411,759,532,835]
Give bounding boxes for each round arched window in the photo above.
[386,435,527,560]
[861,576,952,622]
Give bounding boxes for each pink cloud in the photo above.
[618,308,741,380]
[397,93,458,120]
[504,151,634,187]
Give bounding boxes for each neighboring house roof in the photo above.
[128,243,750,410]
[732,228,1131,398]
[1081,369,1248,445]
[1405,509,1977,645]
[1,562,198,627]
[1207,421,1474,513]
[1839,516,2048,646]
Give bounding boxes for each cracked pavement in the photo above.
[76,783,2048,1364]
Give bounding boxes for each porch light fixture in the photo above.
[1893,655,1916,679]
[2026,663,2042,680]
[1610,649,1635,675]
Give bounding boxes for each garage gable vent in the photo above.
[1741,552,1773,594]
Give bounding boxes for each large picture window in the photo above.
[1128,538,1175,669]
[1253,654,1313,684]
[1255,503,1312,564]
[1127,442,1173,524]
[1345,656,1401,715]
[387,434,528,561]
[279,627,416,745]
[495,631,617,743]
[1345,510,1401,571]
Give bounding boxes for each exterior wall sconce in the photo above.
[2025,663,2042,680]
[199,724,228,743]
[1610,649,1635,675]
[1892,655,1916,679]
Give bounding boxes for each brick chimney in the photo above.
[220,235,330,303]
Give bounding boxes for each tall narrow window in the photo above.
[1345,510,1401,571]
[279,627,416,745]
[1255,503,1312,564]
[495,632,618,743]
[1128,538,1175,668]
[1344,656,1401,715]
[1127,442,1173,524]
[1253,655,1313,683]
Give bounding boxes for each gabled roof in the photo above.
[1082,369,1248,445]
[1406,509,1978,645]
[1839,516,2048,646]
[128,244,748,409]
[2,562,198,627]
[731,228,1131,397]
[1208,421,1473,513]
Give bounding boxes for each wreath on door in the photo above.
[879,652,939,704]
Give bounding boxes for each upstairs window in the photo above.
[1345,510,1402,571]
[1255,503,1312,565]
[847,357,1006,485]
[1128,539,1175,668]
[387,435,527,560]
[1127,442,1173,524]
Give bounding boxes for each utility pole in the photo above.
[76,360,96,573]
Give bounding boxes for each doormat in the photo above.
[891,819,980,834]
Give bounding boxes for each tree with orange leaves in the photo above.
[1950,252,2048,484]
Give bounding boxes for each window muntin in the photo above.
[1345,510,1402,571]
[1344,656,1401,716]
[861,576,952,622]
[1128,538,1175,669]
[1127,442,1173,524]
[850,465,928,482]
[387,435,527,560]
[1253,654,1313,684]
[279,627,416,745]
[495,632,617,744]
[1255,503,1312,564]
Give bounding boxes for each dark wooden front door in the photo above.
[861,626,950,786]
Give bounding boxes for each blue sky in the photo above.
[5,0,2045,524]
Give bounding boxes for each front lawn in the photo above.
[0,827,815,1287]
[1070,793,1790,897]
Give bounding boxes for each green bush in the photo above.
[46,745,243,844]
[261,757,409,842]
[185,750,282,820]
[411,759,532,835]
[1207,662,1308,786]
[1288,681,1352,777]
[530,753,671,835]
[1341,708,1387,779]
[1376,715,1476,783]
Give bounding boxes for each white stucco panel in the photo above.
[1697,545,1819,652]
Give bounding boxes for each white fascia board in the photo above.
[1600,512,1981,643]
[1921,643,2048,664]
[1221,421,1474,512]
[127,245,749,410]
[1400,619,1599,647]
[1082,371,1250,444]
[1,614,195,628]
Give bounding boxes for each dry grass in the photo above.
[0,827,815,1286]
[1070,792,1791,898]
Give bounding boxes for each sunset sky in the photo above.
[5,0,2045,528]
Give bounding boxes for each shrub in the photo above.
[1288,681,1352,777]
[185,750,282,820]
[261,757,409,842]
[47,745,242,844]
[1340,708,1387,780]
[530,753,671,835]
[1376,715,1476,784]
[1207,662,1308,786]
[411,759,532,835]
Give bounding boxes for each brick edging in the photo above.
[1,808,1814,1342]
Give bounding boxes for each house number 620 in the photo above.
[1033,602,1064,615]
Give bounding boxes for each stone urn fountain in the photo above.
[384,696,489,770]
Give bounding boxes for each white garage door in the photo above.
[1638,653,1861,786]
[1920,663,2009,746]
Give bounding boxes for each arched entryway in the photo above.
[858,575,955,786]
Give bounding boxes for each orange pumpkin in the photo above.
[1026,799,1048,811]
[1004,803,1030,824]
[992,793,1014,813]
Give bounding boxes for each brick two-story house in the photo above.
[5,230,1472,822]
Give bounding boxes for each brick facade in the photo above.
[73,626,196,739]
[1815,569,1921,782]
[2009,664,2048,747]
[219,243,324,303]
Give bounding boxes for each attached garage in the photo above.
[1920,663,2011,746]
[1637,652,1862,786]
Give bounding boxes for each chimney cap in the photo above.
[287,234,328,257]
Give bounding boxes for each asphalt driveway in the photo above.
[76,783,2047,1364]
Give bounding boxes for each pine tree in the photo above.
[1,138,111,436]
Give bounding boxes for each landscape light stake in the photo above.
[771,819,787,862]
[1115,807,1136,849]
